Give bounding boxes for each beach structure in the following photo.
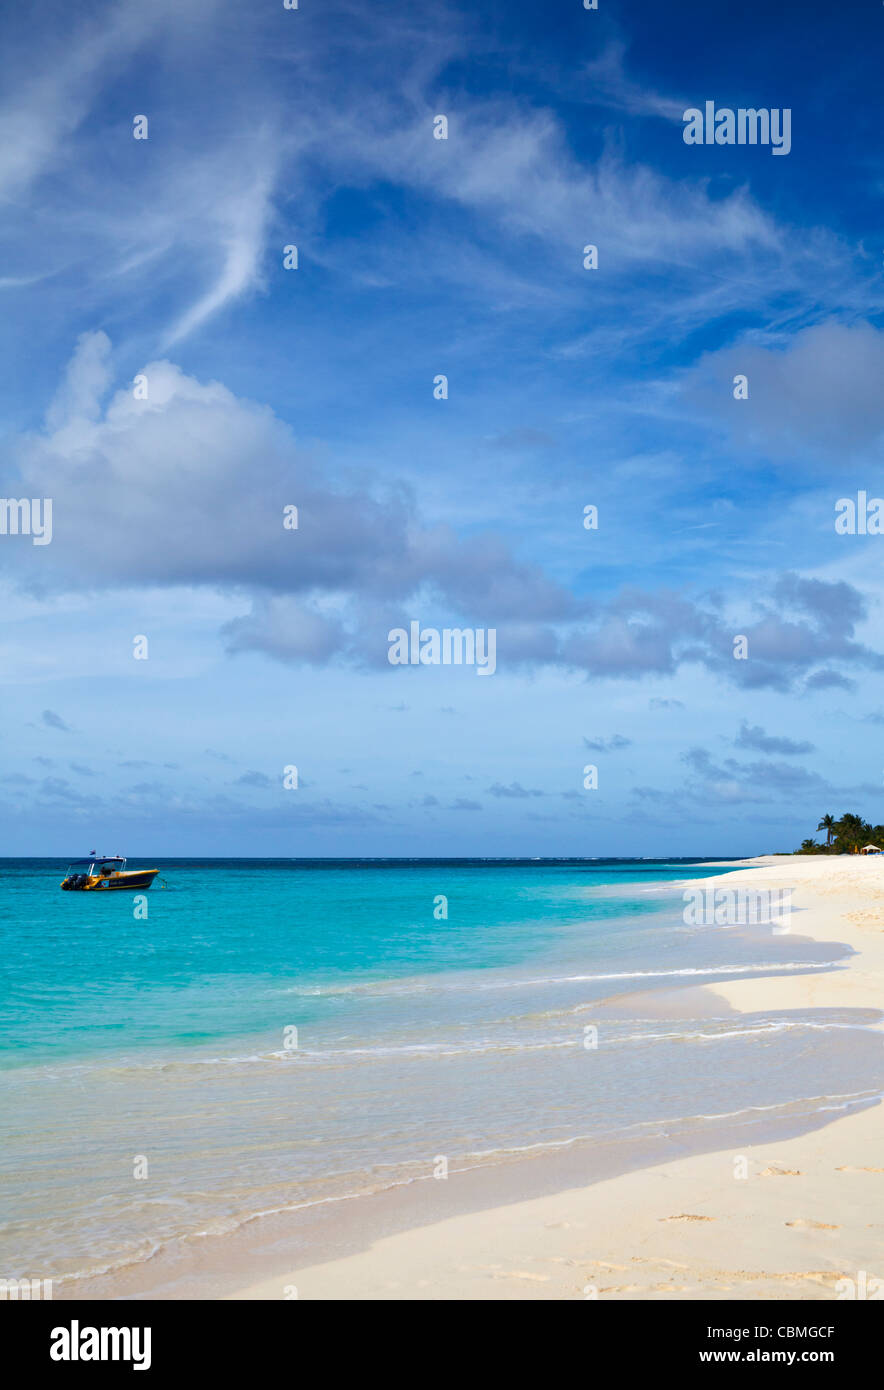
[860,844,883,855]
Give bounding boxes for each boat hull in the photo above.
[61,870,159,891]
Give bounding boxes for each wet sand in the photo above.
[227,855,884,1300]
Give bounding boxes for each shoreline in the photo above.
[59,853,884,1301]
[228,855,884,1300]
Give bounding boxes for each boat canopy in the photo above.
[66,856,127,874]
[68,856,125,865]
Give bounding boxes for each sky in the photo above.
[1,0,883,858]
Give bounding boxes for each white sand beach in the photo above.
[231,855,884,1300]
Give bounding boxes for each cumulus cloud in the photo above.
[674,744,879,811]
[12,339,884,694]
[555,576,884,690]
[734,723,815,755]
[680,746,822,806]
[45,328,113,431]
[486,782,544,798]
[38,775,95,805]
[803,669,856,692]
[41,709,70,731]
[13,334,579,665]
[682,320,884,463]
[235,771,272,788]
[223,600,349,667]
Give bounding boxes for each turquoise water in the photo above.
[2,857,762,1063]
[1,857,881,1290]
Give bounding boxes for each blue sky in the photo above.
[2,0,884,857]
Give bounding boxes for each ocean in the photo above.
[1,857,881,1293]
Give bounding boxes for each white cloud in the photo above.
[580,42,687,121]
[45,329,113,432]
[681,319,884,462]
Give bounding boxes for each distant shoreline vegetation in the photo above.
[796,813,884,855]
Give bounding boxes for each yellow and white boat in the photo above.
[60,855,159,892]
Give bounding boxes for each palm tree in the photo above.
[834,813,869,854]
[817,814,836,848]
[800,838,820,853]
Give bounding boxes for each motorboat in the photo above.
[60,855,160,892]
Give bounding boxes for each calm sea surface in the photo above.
[1,858,880,1286]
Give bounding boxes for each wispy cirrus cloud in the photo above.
[580,40,687,121]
